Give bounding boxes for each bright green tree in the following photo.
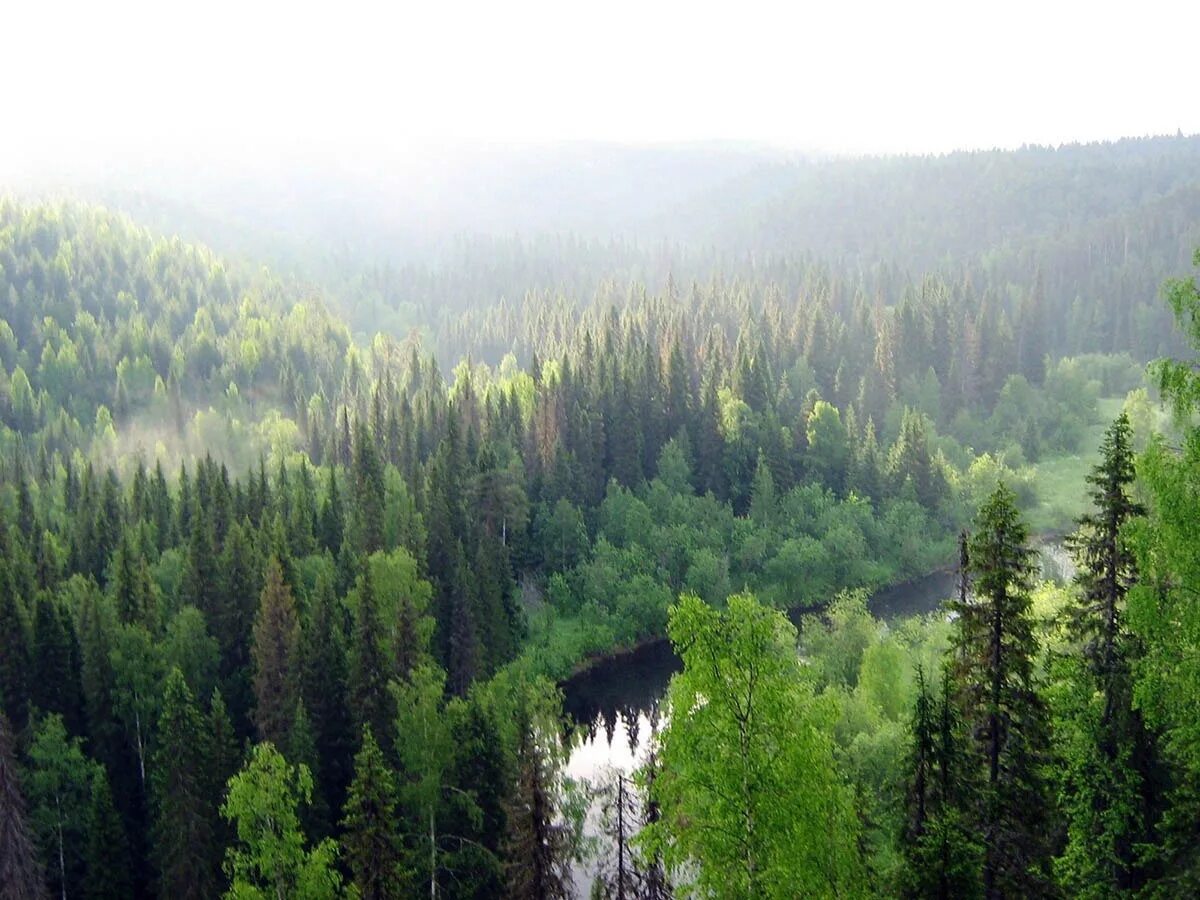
[645,592,864,898]
[220,743,347,900]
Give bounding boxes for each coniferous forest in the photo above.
[1,132,1200,900]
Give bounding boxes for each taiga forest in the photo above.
[1,4,1200,898]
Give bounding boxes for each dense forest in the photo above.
[1,135,1199,898]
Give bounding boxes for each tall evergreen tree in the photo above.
[300,572,353,824]
[83,769,132,900]
[340,727,408,900]
[950,484,1053,898]
[347,562,394,756]
[151,669,216,900]
[0,713,45,900]
[1054,412,1161,894]
[251,556,301,748]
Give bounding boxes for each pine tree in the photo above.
[352,421,386,555]
[252,556,301,748]
[30,593,83,734]
[214,519,260,733]
[950,484,1053,898]
[340,727,408,900]
[111,533,157,629]
[0,713,45,900]
[900,666,982,899]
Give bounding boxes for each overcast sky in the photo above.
[5,0,1198,174]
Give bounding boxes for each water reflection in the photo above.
[559,541,1069,893]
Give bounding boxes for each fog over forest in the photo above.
[2,4,1200,899]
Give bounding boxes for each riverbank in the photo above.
[552,529,1074,688]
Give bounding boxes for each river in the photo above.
[559,541,1071,892]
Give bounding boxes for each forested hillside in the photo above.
[1,134,1199,898]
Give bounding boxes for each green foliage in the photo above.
[221,743,348,900]
[646,593,864,897]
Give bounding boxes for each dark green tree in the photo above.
[0,713,45,900]
[339,727,408,900]
[950,484,1053,898]
[251,556,301,748]
[152,668,216,900]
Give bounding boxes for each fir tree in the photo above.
[300,572,353,824]
[503,702,573,900]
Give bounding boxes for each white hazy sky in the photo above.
[4,0,1198,172]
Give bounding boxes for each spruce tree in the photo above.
[593,772,641,900]
[950,483,1053,898]
[0,713,45,900]
[347,562,395,756]
[1055,412,1161,893]
[251,556,301,748]
[83,769,132,900]
[214,519,260,734]
[503,701,573,900]
[300,572,353,823]
[0,555,31,732]
[152,668,216,900]
[340,727,408,900]
[901,666,982,899]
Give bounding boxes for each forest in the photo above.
[1,134,1199,899]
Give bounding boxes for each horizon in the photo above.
[5,0,1199,180]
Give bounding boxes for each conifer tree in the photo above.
[83,769,131,900]
[340,727,408,900]
[900,666,981,899]
[152,668,216,900]
[214,520,260,733]
[0,713,46,900]
[347,562,395,755]
[352,421,386,555]
[301,572,353,822]
[252,556,301,748]
[503,696,574,900]
[950,484,1053,898]
[30,594,83,734]
[1054,412,1160,894]
[593,771,641,900]
[0,555,31,732]
[111,533,156,629]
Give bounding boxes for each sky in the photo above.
[4,0,1198,175]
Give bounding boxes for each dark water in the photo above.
[559,543,1068,890]
[561,565,962,762]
